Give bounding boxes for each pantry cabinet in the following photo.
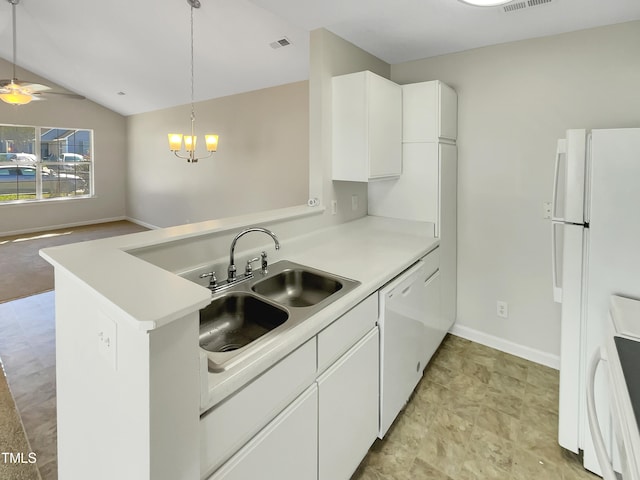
[369,78,458,326]
[402,80,457,143]
[332,70,402,182]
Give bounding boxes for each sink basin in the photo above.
[252,268,343,307]
[199,293,288,354]
[197,260,360,372]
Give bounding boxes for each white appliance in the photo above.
[378,248,443,437]
[587,295,640,480]
[552,128,640,474]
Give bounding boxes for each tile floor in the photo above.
[0,292,56,480]
[352,334,598,480]
[0,293,599,480]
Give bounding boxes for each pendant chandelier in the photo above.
[168,0,219,163]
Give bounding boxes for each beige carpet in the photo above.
[0,221,149,304]
[0,364,40,480]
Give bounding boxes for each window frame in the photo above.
[0,123,95,205]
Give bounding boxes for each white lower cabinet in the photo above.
[318,328,379,480]
[202,295,380,480]
[200,339,316,477]
[207,385,318,480]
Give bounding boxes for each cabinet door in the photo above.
[332,71,401,181]
[318,328,379,480]
[438,82,458,142]
[368,73,402,179]
[209,385,318,480]
[439,143,457,325]
[402,81,438,143]
[402,80,457,143]
[420,269,444,368]
[200,339,316,475]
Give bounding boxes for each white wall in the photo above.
[126,28,389,231]
[0,59,128,236]
[391,21,640,359]
[126,81,310,228]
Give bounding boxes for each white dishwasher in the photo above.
[378,247,447,437]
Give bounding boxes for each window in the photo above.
[0,124,93,203]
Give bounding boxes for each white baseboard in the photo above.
[125,216,159,230]
[449,323,560,370]
[1,216,129,238]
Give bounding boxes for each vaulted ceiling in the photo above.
[0,0,639,116]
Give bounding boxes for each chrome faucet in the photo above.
[228,227,280,281]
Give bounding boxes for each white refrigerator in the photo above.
[552,128,640,475]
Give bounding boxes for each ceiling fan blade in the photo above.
[33,91,86,100]
[23,83,51,92]
[0,78,49,90]
[0,79,84,100]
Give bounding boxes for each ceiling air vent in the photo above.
[504,1,526,12]
[503,0,554,12]
[270,37,292,49]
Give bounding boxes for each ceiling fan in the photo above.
[0,0,85,105]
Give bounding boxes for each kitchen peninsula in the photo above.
[40,207,439,480]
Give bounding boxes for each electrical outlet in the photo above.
[331,200,338,215]
[543,202,552,219]
[351,194,359,211]
[497,301,509,319]
[97,311,117,370]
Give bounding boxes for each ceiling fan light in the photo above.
[0,88,33,105]
[458,0,513,6]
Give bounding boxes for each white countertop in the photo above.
[39,205,324,331]
[41,211,438,409]
[201,216,438,408]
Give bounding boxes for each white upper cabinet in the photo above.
[332,71,402,182]
[402,80,457,143]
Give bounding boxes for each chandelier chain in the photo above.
[190,4,196,138]
[167,0,217,163]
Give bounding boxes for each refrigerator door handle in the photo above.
[586,347,617,480]
[552,139,566,222]
[551,221,562,303]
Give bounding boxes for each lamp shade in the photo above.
[205,135,219,152]
[184,136,196,152]
[168,134,183,151]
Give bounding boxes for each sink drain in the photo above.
[218,343,242,352]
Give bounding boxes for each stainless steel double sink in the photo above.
[199,260,360,372]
